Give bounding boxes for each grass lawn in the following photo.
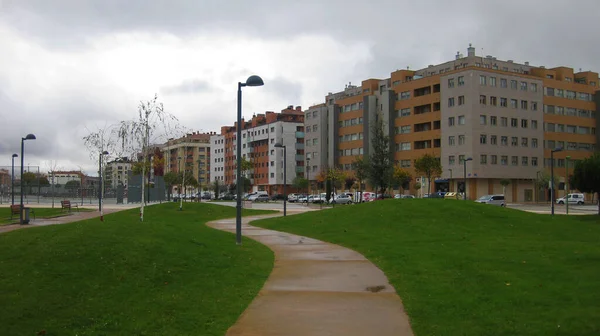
[1,207,94,225]
[0,202,275,336]
[253,199,600,336]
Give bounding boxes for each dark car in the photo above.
[254,194,270,202]
[219,193,235,200]
[271,194,286,201]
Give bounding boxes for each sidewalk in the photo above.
[207,215,414,336]
[0,208,123,234]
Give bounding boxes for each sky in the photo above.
[1,0,599,176]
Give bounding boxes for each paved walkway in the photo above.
[0,208,122,234]
[207,215,414,336]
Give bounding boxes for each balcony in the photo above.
[295,154,304,161]
[414,140,432,150]
[296,166,305,173]
[295,143,305,150]
[295,131,305,138]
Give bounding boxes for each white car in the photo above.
[287,194,299,202]
[556,193,585,205]
[331,194,352,204]
[475,195,505,207]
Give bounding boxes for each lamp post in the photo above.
[20,134,36,224]
[178,156,184,211]
[536,170,542,203]
[236,75,264,245]
[99,151,109,221]
[448,168,453,192]
[306,157,310,206]
[566,155,571,215]
[463,157,472,200]
[11,154,18,205]
[275,143,287,216]
[550,147,563,216]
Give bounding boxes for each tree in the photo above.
[393,166,412,192]
[163,171,178,201]
[367,117,393,195]
[414,182,421,195]
[152,148,165,177]
[240,157,253,177]
[315,170,327,191]
[352,157,369,201]
[213,179,221,199]
[65,180,80,196]
[499,179,511,196]
[292,177,309,191]
[327,168,345,192]
[414,154,442,194]
[344,176,356,191]
[571,152,600,215]
[22,172,36,194]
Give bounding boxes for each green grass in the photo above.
[0,202,276,336]
[253,199,600,336]
[1,207,94,225]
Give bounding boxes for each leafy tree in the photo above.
[344,176,356,191]
[367,117,393,195]
[315,170,327,191]
[132,161,151,175]
[38,176,50,186]
[163,171,178,201]
[292,177,309,191]
[22,172,37,194]
[65,180,80,195]
[414,154,442,194]
[325,179,332,203]
[228,183,236,194]
[393,166,412,192]
[571,152,600,215]
[240,157,253,176]
[414,182,421,194]
[327,168,345,191]
[213,179,221,199]
[352,157,369,201]
[152,148,165,176]
[499,179,511,196]
[242,177,251,193]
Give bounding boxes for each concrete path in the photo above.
[208,215,414,336]
[0,208,123,234]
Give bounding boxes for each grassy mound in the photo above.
[0,202,275,336]
[253,199,600,336]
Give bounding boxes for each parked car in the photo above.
[475,194,505,207]
[271,194,286,201]
[556,193,585,205]
[331,194,353,204]
[394,194,415,199]
[254,194,270,202]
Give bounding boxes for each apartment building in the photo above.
[50,171,84,186]
[210,133,225,183]
[162,132,212,191]
[307,44,598,202]
[104,157,132,189]
[219,106,305,195]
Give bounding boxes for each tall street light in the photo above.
[550,147,563,216]
[99,151,109,221]
[11,154,18,205]
[178,156,184,211]
[236,75,264,245]
[306,157,310,206]
[20,134,36,224]
[463,157,472,200]
[275,143,287,216]
[565,155,571,215]
[448,168,453,192]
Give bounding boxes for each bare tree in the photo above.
[117,94,183,221]
[44,160,61,208]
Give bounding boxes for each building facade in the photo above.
[210,133,225,184]
[104,157,132,189]
[219,106,305,195]
[162,132,212,192]
[307,44,598,202]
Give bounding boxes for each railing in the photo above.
[295,131,305,138]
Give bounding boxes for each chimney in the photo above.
[524,61,529,66]
[296,106,302,111]
[455,51,460,60]
[467,43,475,57]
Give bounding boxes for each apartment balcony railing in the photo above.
[295,143,304,150]
[295,154,304,161]
[295,131,305,138]
[295,166,305,173]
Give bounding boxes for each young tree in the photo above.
[367,117,393,195]
[22,172,36,194]
[292,177,309,191]
[571,152,600,215]
[117,94,182,222]
[44,160,61,208]
[414,154,442,194]
[213,179,221,199]
[344,176,356,191]
[499,178,511,196]
[163,171,178,201]
[393,166,412,193]
[352,157,369,202]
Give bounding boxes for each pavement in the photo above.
[507,203,598,215]
[207,215,414,336]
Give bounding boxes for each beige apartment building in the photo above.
[306,44,598,202]
[162,132,212,193]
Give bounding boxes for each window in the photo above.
[522,157,529,166]
[448,117,455,126]
[397,108,411,117]
[313,138,318,145]
[490,116,497,126]
[501,136,508,146]
[530,83,538,92]
[480,95,487,105]
[531,102,538,111]
[449,136,456,145]
[480,134,487,144]
[500,97,507,107]
[521,119,528,128]
[480,155,487,164]
[532,157,538,166]
[480,75,487,85]
[306,126,311,133]
[458,76,465,86]
[449,156,456,165]
[459,155,465,164]
[400,142,411,151]
[531,120,538,129]
[511,137,518,146]
[401,160,411,168]
[511,156,518,166]
[521,137,528,147]
[313,124,318,131]
[521,100,528,110]
[500,78,507,88]
[400,125,411,134]
[491,155,498,165]
[546,123,556,132]
[458,135,465,145]
[306,113,310,119]
[501,117,508,127]
[480,115,487,125]
[510,99,518,108]
[520,81,528,91]
[458,115,466,125]
[501,156,508,165]
[490,135,497,145]
[448,97,455,107]
[510,80,518,89]
[448,78,455,88]
[490,77,497,86]
[399,91,411,100]
[490,96,497,106]
[511,118,518,127]
[532,138,538,148]
[458,96,465,105]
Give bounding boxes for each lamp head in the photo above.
[465,157,473,162]
[12,154,18,158]
[245,75,264,87]
[101,151,109,155]
[274,143,284,148]
[24,134,36,140]
[552,147,564,153]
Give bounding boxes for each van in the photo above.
[556,193,585,205]
[475,194,505,207]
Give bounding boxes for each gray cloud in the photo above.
[160,79,214,95]
[262,77,303,107]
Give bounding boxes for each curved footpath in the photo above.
[207,214,414,336]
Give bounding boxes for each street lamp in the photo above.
[178,156,184,211]
[448,168,453,192]
[236,75,264,245]
[463,157,472,200]
[275,143,287,216]
[306,157,310,206]
[550,147,563,216]
[99,151,109,221]
[566,155,571,215]
[20,134,36,224]
[11,154,18,205]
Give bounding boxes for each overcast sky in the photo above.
[1,0,599,175]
